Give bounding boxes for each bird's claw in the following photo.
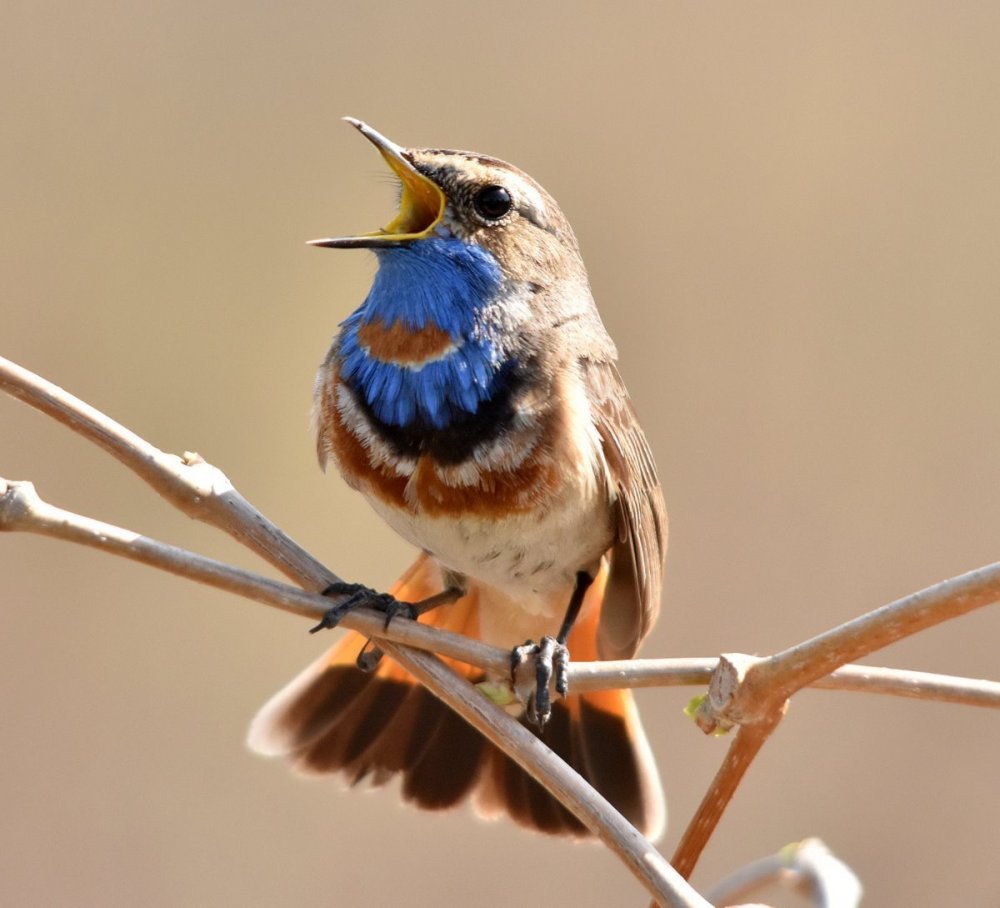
[510,635,570,728]
[378,598,419,630]
[309,581,413,635]
[355,639,385,673]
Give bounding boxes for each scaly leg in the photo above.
[511,570,594,727]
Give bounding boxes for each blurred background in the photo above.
[3,3,1000,905]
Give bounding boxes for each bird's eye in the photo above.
[473,185,513,221]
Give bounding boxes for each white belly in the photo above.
[369,485,612,647]
[379,495,607,588]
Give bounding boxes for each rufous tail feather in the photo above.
[248,554,665,839]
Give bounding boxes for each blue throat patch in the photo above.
[337,237,509,430]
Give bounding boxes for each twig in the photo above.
[5,353,1000,897]
[674,559,1000,877]
[0,357,708,907]
[570,658,1000,709]
[381,641,710,908]
[766,563,1000,697]
[0,355,335,590]
[807,663,1000,708]
[0,507,706,907]
[672,709,784,881]
[4,476,997,713]
[698,562,1000,732]
[0,477,506,672]
[706,838,862,908]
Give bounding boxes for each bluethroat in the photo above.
[249,120,668,838]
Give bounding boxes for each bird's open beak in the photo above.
[308,118,446,249]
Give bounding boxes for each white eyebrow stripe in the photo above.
[516,181,549,230]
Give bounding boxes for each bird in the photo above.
[248,119,668,839]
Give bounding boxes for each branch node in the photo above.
[694,653,787,734]
[0,478,39,532]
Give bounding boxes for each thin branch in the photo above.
[706,838,862,908]
[808,663,1000,709]
[672,709,784,880]
[675,559,1000,878]
[10,467,992,894]
[0,491,707,908]
[570,658,1000,709]
[5,353,1000,898]
[763,563,1000,700]
[0,356,335,589]
[0,477,508,675]
[0,356,708,906]
[4,476,997,712]
[380,641,710,908]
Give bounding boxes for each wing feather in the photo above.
[582,360,667,659]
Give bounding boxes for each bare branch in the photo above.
[0,486,708,908]
[570,658,1000,709]
[717,560,1000,728]
[0,477,507,675]
[5,353,1000,898]
[675,558,1000,877]
[808,663,1000,709]
[0,355,335,589]
[0,473,711,906]
[706,838,862,908]
[0,356,710,906]
[672,709,784,880]
[381,641,711,908]
[5,474,996,713]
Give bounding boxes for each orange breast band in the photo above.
[356,318,455,365]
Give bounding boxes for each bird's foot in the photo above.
[309,582,417,635]
[510,635,570,728]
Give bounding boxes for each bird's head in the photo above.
[310,118,586,287]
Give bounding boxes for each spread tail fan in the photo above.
[249,554,665,839]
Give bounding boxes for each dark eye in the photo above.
[473,185,512,221]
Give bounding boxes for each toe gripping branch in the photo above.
[512,636,570,727]
[309,582,464,673]
[511,570,594,729]
[309,581,417,635]
[309,581,418,673]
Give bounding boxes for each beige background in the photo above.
[4,3,1000,906]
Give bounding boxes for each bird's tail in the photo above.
[248,554,665,839]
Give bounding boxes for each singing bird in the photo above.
[249,119,668,839]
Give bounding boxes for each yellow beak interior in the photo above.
[309,119,446,249]
[378,148,446,241]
